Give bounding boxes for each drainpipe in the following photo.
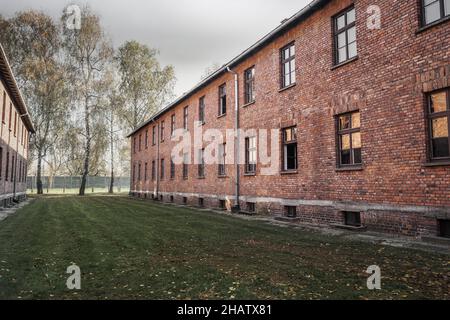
[227,67,240,211]
[151,119,160,200]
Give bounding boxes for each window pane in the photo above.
[347,26,356,43]
[445,0,450,15]
[430,91,447,113]
[341,150,351,165]
[338,47,347,63]
[432,117,449,138]
[425,1,442,24]
[348,41,357,59]
[352,112,361,128]
[290,60,295,74]
[284,48,290,60]
[290,45,295,56]
[432,138,450,157]
[347,8,356,24]
[337,32,347,48]
[286,144,297,170]
[341,134,351,150]
[339,115,351,130]
[353,148,362,164]
[337,15,345,30]
[352,132,361,148]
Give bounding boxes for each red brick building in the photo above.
[129,0,450,239]
[0,43,34,205]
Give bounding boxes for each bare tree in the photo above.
[62,6,113,195]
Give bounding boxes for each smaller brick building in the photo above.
[0,43,34,205]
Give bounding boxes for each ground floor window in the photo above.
[245,136,257,174]
[282,127,298,171]
[427,89,450,162]
[344,211,362,227]
[438,219,450,238]
[284,206,297,218]
[337,111,362,167]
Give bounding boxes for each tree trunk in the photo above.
[79,101,91,196]
[108,111,114,194]
[36,152,43,195]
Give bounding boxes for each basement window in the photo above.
[284,206,297,218]
[183,197,188,205]
[344,211,362,227]
[438,220,450,238]
[170,195,174,203]
[219,200,226,210]
[160,195,163,202]
[247,202,256,213]
[199,198,204,207]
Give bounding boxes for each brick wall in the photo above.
[130,0,450,238]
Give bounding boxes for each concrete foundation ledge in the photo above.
[422,236,450,246]
[274,216,302,223]
[330,223,368,231]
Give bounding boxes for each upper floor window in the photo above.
[2,91,5,123]
[280,43,295,88]
[244,67,255,104]
[199,96,205,124]
[145,129,149,148]
[171,114,176,135]
[427,89,450,162]
[219,84,227,116]
[152,126,156,145]
[245,136,257,174]
[422,0,450,26]
[161,120,165,142]
[138,134,142,151]
[282,127,298,171]
[337,111,362,167]
[333,6,357,65]
[133,137,137,154]
[183,106,189,130]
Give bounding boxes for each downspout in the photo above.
[151,119,160,199]
[227,67,240,211]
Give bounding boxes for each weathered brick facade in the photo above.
[0,44,34,205]
[129,0,450,238]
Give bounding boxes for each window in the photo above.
[160,159,165,180]
[198,198,204,207]
[344,211,362,227]
[145,129,149,148]
[218,143,226,176]
[139,134,142,151]
[245,136,257,174]
[160,195,163,202]
[170,195,174,203]
[280,43,296,88]
[183,106,189,130]
[133,137,137,154]
[282,127,298,171]
[14,111,17,136]
[170,157,175,179]
[183,197,188,205]
[152,126,156,146]
[284,206,297,218]
[438,219,450,238]
[337,111,362,167]
[247,202,256,213]
[198,149,205,178]
[151,160,156,181]
[333,6,357,65]
[244,67,255,104]
[199,96,205,124]
[171,114,176,135]
[422,0,450,26]
[2,91,5,123]
[427,90,450,161]
[11,155,14,181]
[132,164,136,183]
[0,147,3,179]
[19,160,22,183]
[138,163,141,181]
[219,199,226,210]
[9,103,12,130]
[183,153,189,179]
[160,121,165,142]
[144,162,148,181]
[219,84,226,116]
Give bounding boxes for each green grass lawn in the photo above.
[0,195,448,300]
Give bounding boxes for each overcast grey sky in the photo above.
[0,0,310,97]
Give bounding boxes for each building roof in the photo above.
[0,43,35,134]
[127,0,329,138]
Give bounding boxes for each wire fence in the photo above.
[26,176,130,194]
